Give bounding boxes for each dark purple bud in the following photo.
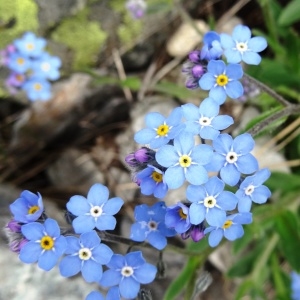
[125,153,137,167]
[190,226,205,242]
[188,51,201,63]
[185,78,199,89]
[9,238,28,253]
[192,65,204,78]
[134,147,151,163]
[6,220,21,233]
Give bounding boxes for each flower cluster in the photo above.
[125,0,147,19]
[126,24,271,248]
[5,184,157,299]
[0,32,61,101]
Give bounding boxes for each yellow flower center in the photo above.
[222,220,233,229]
[17,58,25,65]
[33,83,42,91]
[156,124,169,137]
[179,155,192,168]
[216,74,229,86]
[28,205,39,214]
[26,43,35,50]
[152,171,163,183]
[178,208,187,219]
[40,235,54,250]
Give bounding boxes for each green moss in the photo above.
[0,0,38,48]
[51,9,107,69]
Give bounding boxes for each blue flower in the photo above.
[19,218,67,271]
[14,32,46,57]
[291,271,300,300]
[9,190,44,223]
[236,168,271,212]
[220,25,267,65]
[130,202,176,250]
[32,53,61,80]
[136,165,168,198]
[134,107,185,149]
[204,212,252,247]
[22,77,52,101]
[207,133,259,186]
[182,97,234,140]
[156,133,213,189]
[200,31,223,61]
[86,291,105,300]
[66,183,124,234]
[165,202,192,234]
[199,60,244,104]
[59,230,113,283]
[186,176,238,226]
[7,53,31,73]
[100,251,157,299]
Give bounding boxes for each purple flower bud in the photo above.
[190,225,205,242]
[9,238,28,253]
[134,147,151,163]
[191,65,204,78]
[6,220,22,233]
[188,51,201,63]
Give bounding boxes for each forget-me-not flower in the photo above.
[66,183,124,234]
[22,77,52,101]
[204,212,252,247]
[130,202,176,250]
[14,32,46,57]
[207,133,259,186]
[100,251,157,299]
[186,176,238,226]
[236,168,271,212]
[136,165,168,198]
[134,107,185,149]
[32,53,61,80]
[156,133,213,189]
[59,230,113,283]
[9,190,44,223]
[19,218,67,271]
[200,31,223,61]
[7,53,31,73]
[291,271,300,300]
[199,60,244,104]
[220,24,267,65]
[182,97,233,140]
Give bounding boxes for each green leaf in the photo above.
[163,256,201,300]
[266,172,300,195]
[234,279,254,300]
[120,76,142,90]
[275,210,300,272]
[227,241,266,277]
[278,0,300,26]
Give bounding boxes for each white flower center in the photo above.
[121,266,134,277]
[235,42,248,53]
[199,116,212,127]
[79,248,92,260]
[245,184,255,195]
[41,62,51,72]
[90,206,103,217]
[148,220,158,231]
[226,151,238,164]
[204,196,216,208]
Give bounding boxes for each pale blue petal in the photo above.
[252,168,271,185]
[153,183,168,198]
[67,195,90,215]
[208,229,223,247]
[103,197,124,215]
[181,103,199,121]
[87,184,109,206]
[191,144,213,165]
[134,128,156,144]
[44,218,60,238]
[130,222,147,241]
[217,191,238,210]
[220,164,240,186]
[19,242,41,263]
[21,222,44,240]
[226,63,243,80]
[205,176,224,196]
[200,126,220,140]
[212,115,233,130]
[38,250,58,271]
[224,224,244,240]
[59,256,81,277]
[209,86,227,104]
[226,81,244,99]
[80,231,100,248]
[206,208,226,227]
[251,186,271,203]
[238,197,252,212]
[248,37,267,52]
[134,263,157,283]
[100,269,121,286]
[233,133,255,154]
[232,25,251,42]
[65,236,80,254]
[208,60,226,75]
[243,51,261,65]
[72,215,95,234]
[213,133,233,153]
[134,204,150,221]
[186,165,209,186]
[199,97,219,117]
[147,231,167,250]
[86,291,105,300]
[95,215,116,230]
[82,259,102,282]
[150,136,169,149]
[164,167,185,189]
[54,236,67,256]
[224,49,242,63]
[125,251,145,267]
[93,244,113,264]
[199,73,215,90]
[119,277,140,299]
[145,112,165,128]
[167,107,183,125]
[174,133,194,154]
[186,184,206,203]
[236,154,258,174]
[107,254,125,269]
[220,33,234,49]
[189,203,206,225]
[155,145,178,167]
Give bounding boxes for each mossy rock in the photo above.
[0,0,38,48]
[51,9,107,70]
